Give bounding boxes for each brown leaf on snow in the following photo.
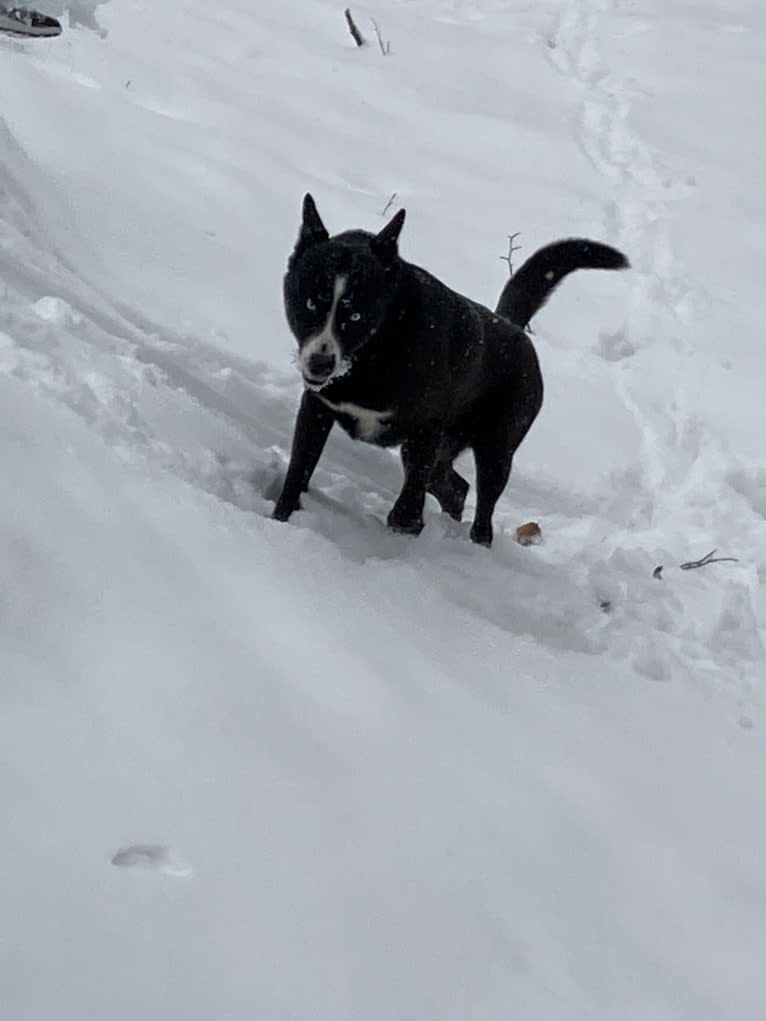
[515,521,542,546]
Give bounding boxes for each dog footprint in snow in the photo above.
[595,328,637,362]
[111,844,192,877]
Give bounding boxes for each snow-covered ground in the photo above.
[1,1,764,1018]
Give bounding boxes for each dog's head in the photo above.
[283,194,406,389]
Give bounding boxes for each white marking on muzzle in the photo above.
[300,274,347,387]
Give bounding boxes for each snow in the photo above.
[1,1,765,1018]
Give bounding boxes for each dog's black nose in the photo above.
[305,351,336,382]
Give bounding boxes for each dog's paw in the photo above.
[272,497,301,522]
[389,519,424,536]
[469,522,493,547]
[433,483,467,521]
[439,495,466,522]
[430,471,469,521]
[387,505,425,536]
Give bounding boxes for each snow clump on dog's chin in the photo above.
[301,357,353,391]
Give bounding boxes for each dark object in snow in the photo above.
[653,565,664,579]
[344,8,364,47]
[0,6,62,36]
[380,192,398,217]
[679,548,739,571]
[273,194,629,547]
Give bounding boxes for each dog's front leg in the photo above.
[272,391,335,522]
[388,425,441,535]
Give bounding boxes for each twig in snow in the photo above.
[371,18,391,55]
[380,192,398,217]
[500,232,522,276]
[344,8,365,47]
[679,548,739,571]
[499,232,533,333]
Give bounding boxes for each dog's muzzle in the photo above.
[302,351,337,387]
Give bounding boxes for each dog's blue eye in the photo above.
[306,298,317,311]
[350,312,361,322]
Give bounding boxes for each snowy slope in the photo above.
[1,2,765,1019]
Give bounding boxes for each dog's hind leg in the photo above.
[470,389,541,546]
[469,415,515,547]
[428,461,469,521]
[401,441,469,521]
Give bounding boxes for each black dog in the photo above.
[273,195,628,546]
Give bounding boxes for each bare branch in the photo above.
[679,548,739,571]
[499,233,533,332]
[344,8,365,47]
[499,232,523,276]
[371,18,391,54]
[380,192,398,217]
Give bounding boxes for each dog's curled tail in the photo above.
[495,239,629,329]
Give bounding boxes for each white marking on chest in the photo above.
[318,397,393,442]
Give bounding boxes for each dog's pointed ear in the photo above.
[371,208,406,265]
[293,193,329,260]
